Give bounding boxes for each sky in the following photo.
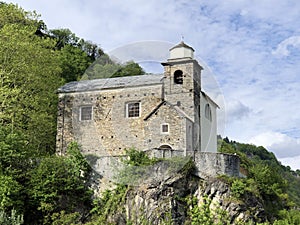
[6,0,300,170]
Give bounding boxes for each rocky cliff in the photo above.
[91,158,266,225]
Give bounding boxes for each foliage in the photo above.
[230,178,247,198]
[48,28,104,82]
[0,175,23,212]
[66,141,92,180]
[27,148,92,224]
[186,196,231,225]
[114,148,158,185]
[116,148,194,185]
[87,185,128,225]
[0,22,63,155]
[112,61,145,78]
[0,3,37,29]
[0,209,23,225]
[219,137,299,221]
[83,58,145,80]
[249,162,287,197]
[272,209,300,225]
[0,127,30,178]
[51,211,81,225]
[1,2,300,224]
[88,149,194,224]
[58,44,93,82]
[123,148,158,166]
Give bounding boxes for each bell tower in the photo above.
[161,42,203,118]
[161,41,203,151]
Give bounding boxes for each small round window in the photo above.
[174,70,183,84]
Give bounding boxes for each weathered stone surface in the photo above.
[56,43,219,156]
[99,167,266,225]
[195,178,266,224]
[194,152,240,178]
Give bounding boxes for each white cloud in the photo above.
[226,100,251,120]
[279,155,300,171]
[108,41,172,63]
[250,132,300,158]
[272,36,300,56]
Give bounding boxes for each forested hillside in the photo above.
[0,2,299,225]
[219,137,300,224]
[0,2,143,224]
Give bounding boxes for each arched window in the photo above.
[174,70,183,84]
[159,145,172,150]
[205,104,212,121]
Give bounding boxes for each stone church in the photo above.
[56,42,240,177]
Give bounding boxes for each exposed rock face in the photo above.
[124,172,196,225]
[99,164,266,225]
[194,178,266,224]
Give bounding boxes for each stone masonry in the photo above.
[56,41,240,178]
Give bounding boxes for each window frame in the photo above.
[204,104,212,121]
[79,106,93,121]
[161,123,169,134]
[126,101,141,118]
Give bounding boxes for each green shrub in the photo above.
[231,179,247,198]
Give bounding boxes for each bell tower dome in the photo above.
[169,41,194,61]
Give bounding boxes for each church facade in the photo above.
[56,42,218,157]
[56,42,240,178]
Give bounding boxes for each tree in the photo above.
[83,58,145,80]
[58,44,93,82]
[0,175,23,213]
[27,144,92,224]
[0,127,29,178]
[49,28,79,49]
[49,28,104,59]
[112,61,145,78]
[0,3,31,28]
[0,23,63,155]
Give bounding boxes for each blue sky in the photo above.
[7,0,300,170]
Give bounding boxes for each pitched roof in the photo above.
[58,74,163,93]
[144,100,194,122]
[201,91,219,108]
[170,41,195,51]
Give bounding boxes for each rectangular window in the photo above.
[80,106,93,121]
[126,102,140,118]
[161,124,169,133]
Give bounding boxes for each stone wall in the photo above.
[144,103,189,151]
[56,83,195,156]
[56,94,74,155]
[145,149,240,178]
[144,148,184,158]
[86,155,124,181]
[194,152,240,178]
[87,150,240,182]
